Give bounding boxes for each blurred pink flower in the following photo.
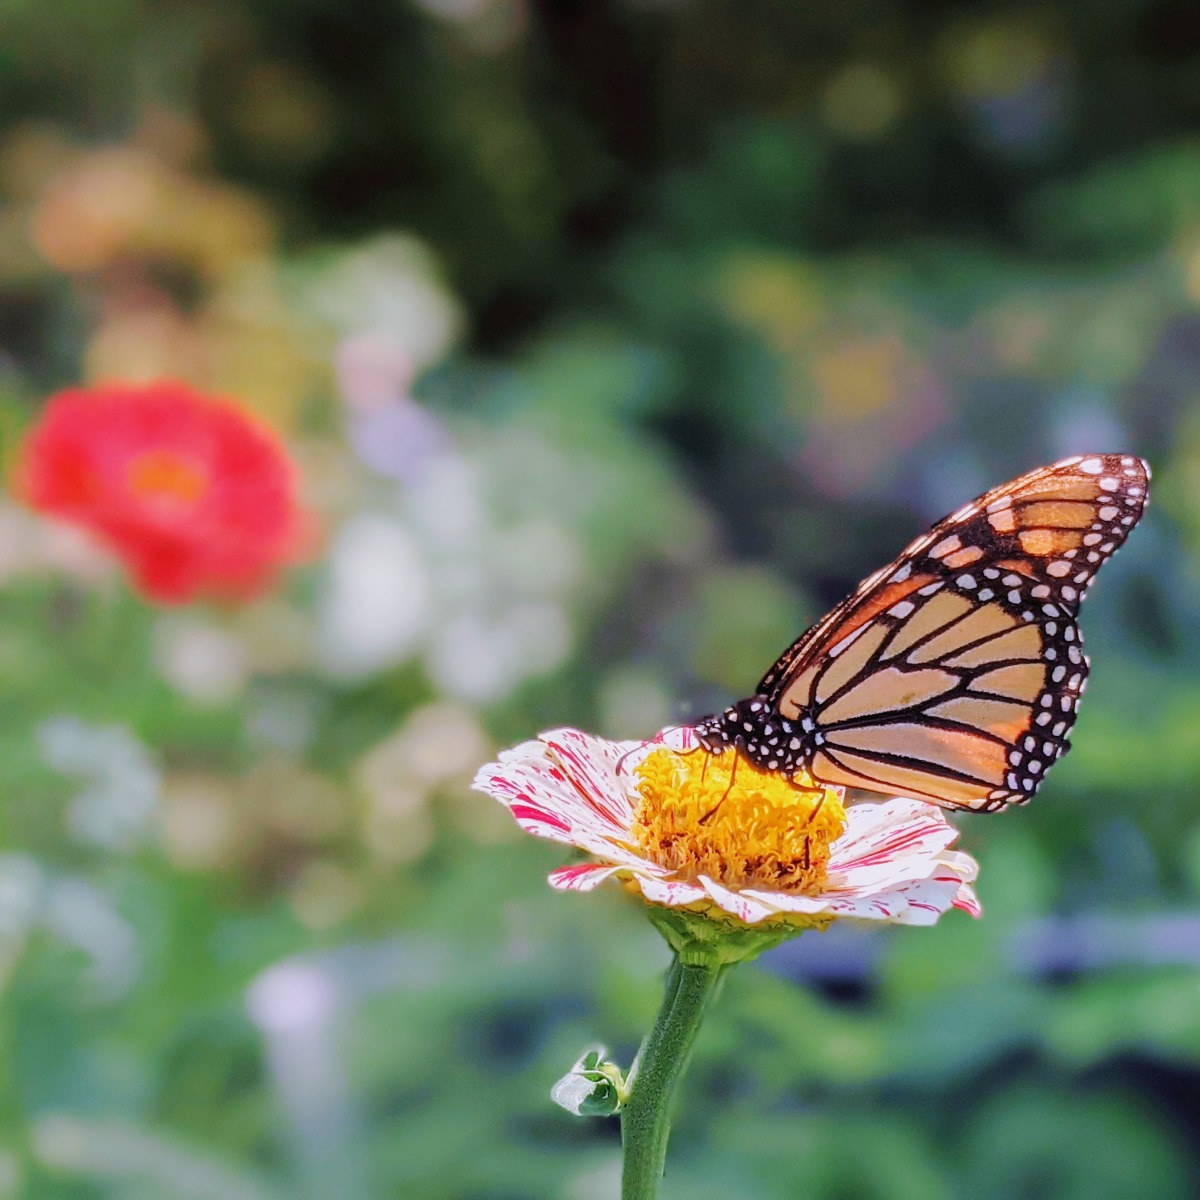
[14,380,309,604]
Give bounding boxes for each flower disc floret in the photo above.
[473,726,981,929]
[633,748,845,893]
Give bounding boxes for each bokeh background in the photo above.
[0,1,1199,1197]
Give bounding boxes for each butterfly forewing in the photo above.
[757,454,1149,811]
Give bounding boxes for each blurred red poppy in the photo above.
[14,381,307,603]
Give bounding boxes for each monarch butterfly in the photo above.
[693,454,1149,811]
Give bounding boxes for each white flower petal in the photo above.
[634,873,708,909]
[697,876,779,925]
[882,876,967,926]
[815,855,979,926]
[738,887,836,916]
[938,848,981,885]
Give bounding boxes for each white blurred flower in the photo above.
[316,429,581,697]
[346,403,452,486]
[153,617,249,705]
[317,513,433,676]
[42,878,139,997]
[37,716,159,851]
[427,604,571,703]
[0,853,138,998]
[384,701,489,784]
[306,233,464,372]
[334,331,452,486]
[246,959,339,1034]
[0,854,44,984]
[0,503,116,587]
[332,331,414,413]
[410,452,486,545]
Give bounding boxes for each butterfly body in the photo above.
[694,454,1149,812]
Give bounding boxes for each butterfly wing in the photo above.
[762,454,1149,811]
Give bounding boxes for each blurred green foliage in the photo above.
[0,1,1198,1197]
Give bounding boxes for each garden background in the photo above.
[1,1,1200,1197]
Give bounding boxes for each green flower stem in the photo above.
[620,954,726,1200]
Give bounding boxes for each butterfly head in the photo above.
[693,696,813,775]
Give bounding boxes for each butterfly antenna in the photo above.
[615,741,649,776]
[617,723,693,776]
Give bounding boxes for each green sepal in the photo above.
[643,903,821,966]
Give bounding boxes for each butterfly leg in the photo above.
[699,750,738,824]
[786,770,827,804]
[803,791,825,826]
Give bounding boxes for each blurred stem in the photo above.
[621,954,726,1200]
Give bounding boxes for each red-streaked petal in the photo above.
[835,799,959,866]
[510,802,572,836]
[539,728,638,829]
[476,736,633,847]
[548,863,623,892]
[827,799,966,895]
[952,881,983,917]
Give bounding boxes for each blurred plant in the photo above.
[12,380,309,603]
[474,725,979,1198]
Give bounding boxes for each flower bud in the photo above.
[550,1045,628,1117]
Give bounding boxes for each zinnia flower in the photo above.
[14,381,307,604]
[473,725,980,933]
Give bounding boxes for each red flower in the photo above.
[14,381,307,603]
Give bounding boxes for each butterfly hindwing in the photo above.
[697,455,1149,811]
[789,572,1084,810]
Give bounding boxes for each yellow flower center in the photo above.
[632,748,846,892]
[127,450,208,506]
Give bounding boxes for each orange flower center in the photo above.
[632,748,846,892]
[126,450,208,506]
